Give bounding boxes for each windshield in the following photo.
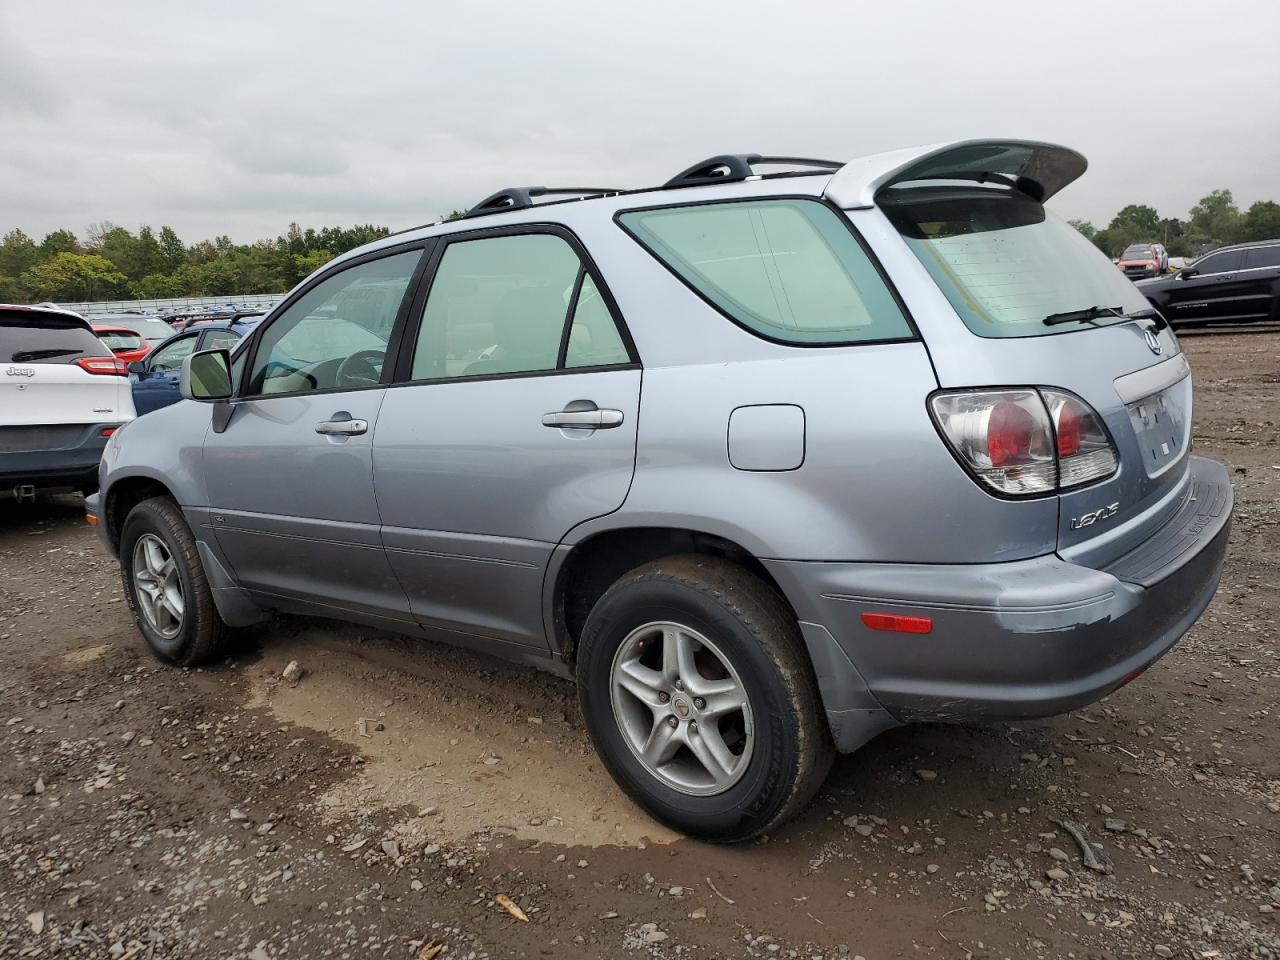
[97,330,144,351]
[112,317,175,339]
[1121,247,1154,261]
[880,186,1149,337]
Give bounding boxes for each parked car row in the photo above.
[2,302,273,499]
[2,305,134,501]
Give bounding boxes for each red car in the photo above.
[90,323,152,366]
[1115,243,1168,280]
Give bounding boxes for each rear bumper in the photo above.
[0,423,120,494]
[766,455,1232,748]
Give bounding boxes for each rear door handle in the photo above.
[542,408,624,429]
[316,413,368,436]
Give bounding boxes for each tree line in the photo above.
[1069,189,1280,259]
[0,223,391,304]
[2,188,1278,305]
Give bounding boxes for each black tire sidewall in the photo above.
[578,576,804,841]
[119,502,203,664]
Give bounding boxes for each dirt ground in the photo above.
[2,330,1278,960]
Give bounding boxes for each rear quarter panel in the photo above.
[579,343,1057,562]
[559,204,1059,562]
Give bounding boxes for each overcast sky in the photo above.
[3,0,1278,245]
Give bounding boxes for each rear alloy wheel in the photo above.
[578,555,833,842]
[610,621,754,796]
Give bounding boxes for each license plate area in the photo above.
[1125,380,1189,477]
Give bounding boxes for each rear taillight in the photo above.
[74,356,128,376]
[929,388,1117,497]
[929,390,1057,496]
[1042,388,1118,489]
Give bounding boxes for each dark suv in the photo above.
[1137,239,1280,325]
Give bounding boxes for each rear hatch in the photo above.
[1,309,132,441]
[835,142,1191,569]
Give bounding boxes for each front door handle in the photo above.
[316,412,369,436]
[542,408,624,429]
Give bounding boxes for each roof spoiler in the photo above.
[823,139,1087,209]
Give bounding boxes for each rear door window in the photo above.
[565,274,630,368]
[618,198,911,345]
[97,331,145,352]
[0,313,109,363]
[408,232,633,381]
[199,328,242,352]
[1244,246,1280,269]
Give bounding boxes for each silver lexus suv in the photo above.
[87,140,1232,841]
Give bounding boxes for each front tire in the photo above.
[577,555,833,842]
[119,496,228,666]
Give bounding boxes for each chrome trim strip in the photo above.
[1114,353,1191,404]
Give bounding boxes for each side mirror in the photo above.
[1178,267,1198,279]
[180,348,233,402]
[127,360,146,375]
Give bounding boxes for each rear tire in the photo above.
[119,496,228,666]
[576,555,833,842]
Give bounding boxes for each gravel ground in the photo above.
[1,330,1277,960]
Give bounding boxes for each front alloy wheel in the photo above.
[610,621,753,796]
[131,532,185,639]
[119,496,228,666]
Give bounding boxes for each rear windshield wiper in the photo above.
[1042,305,1124,327]
[11,348,80,361]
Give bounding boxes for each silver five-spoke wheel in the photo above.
[609,621,753,796]
[131,533,184,640]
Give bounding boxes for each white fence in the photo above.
[53,293,284,315]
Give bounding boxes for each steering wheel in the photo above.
[335,349,385,388]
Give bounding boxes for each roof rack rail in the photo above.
[463,185,624,219]
[663,154,843,189]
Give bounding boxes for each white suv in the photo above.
[1,305,136,501]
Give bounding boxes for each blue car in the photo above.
[129,318,262,415]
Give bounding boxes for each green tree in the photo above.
[287,249,334,286]
[1185,189,1240,254]
[18,252,127,301]
[0,228,40,278]
[1240,200,1280,243]
[130,272,185,299]
[38,229,80,260]
[1099,204,1163,256]
[158,226,186,272]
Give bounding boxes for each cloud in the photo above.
[0,0,1277,244]
[0,31,66,117]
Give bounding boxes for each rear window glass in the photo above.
[0,314,109,363]
[618,198,912,345]
[97,331,144,351]
[881,186,1150,337]
[112,317,176,340]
